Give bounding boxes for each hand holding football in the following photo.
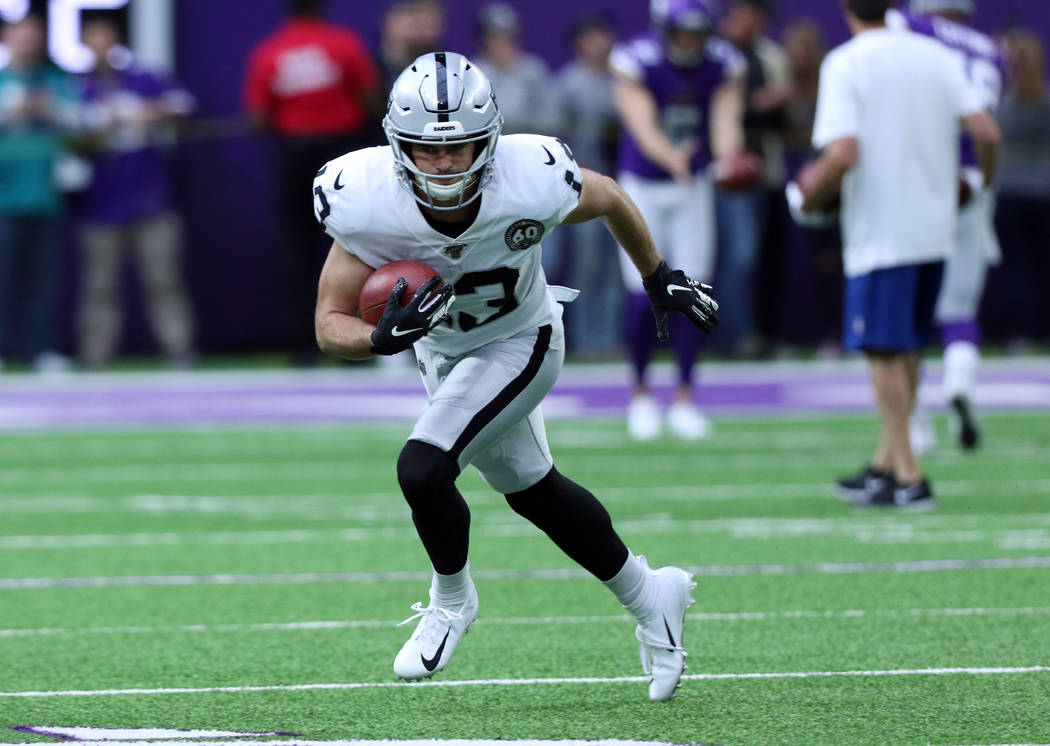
[712,152,763,191]
[359,260,442,326]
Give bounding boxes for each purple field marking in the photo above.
[0,360,1047,429]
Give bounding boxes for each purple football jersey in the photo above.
[611,32,742,180]
[898,11,1005,166]
[76,67,194,223]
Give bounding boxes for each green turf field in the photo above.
[2,414,1049,746]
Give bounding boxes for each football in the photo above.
[358,260,442,326]
[796,160,841,212]
[712,151,763,191]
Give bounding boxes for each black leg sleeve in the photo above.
[505,467,629,581]
[397,439,469,575]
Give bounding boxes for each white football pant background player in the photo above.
[889,0,1003,453]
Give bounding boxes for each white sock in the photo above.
[603,552,654,616]
[430,560,472,607]
[943,341,979,401]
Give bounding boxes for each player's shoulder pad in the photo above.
[312,146,391,237]
[496,134,584,215]
[610,32,661,81]
[706,36,746,77]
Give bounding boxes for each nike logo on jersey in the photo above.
[334,170,346,190]
[390,326,424,337]
[420,627,451,671]
[541,146,555,165]
[666,284,696,297]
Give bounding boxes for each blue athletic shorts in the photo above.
[843,261,945,352]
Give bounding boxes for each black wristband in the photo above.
[642,261,670,289]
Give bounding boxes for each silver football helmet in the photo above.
[383,51,503,210]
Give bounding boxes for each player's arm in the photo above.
[562,168,660,276]
[963,109,1001,187]
[315,241,454,359]
[709,73,746,160]
[562,169,718,338]
[800,137,857,212]
[612,72,693,183]
[315,241,377,360]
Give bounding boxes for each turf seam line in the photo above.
[4,556,1050,589]
[3,666,1048,698]
[4,606,1049,638]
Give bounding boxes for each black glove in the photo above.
[641,261,719,341]
[370,276,455,355]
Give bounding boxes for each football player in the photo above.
[312,52,718,701]
[610,0,747,441]
[888,0,1004,451]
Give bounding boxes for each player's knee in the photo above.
[506,467,614,536]
[504,467,558,519]
[397,439,459,505]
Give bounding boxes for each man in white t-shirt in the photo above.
[791,0,999,508]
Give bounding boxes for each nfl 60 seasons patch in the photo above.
[504,219,544,251]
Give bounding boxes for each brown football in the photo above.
[358,260,441,326]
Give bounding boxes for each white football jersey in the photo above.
[313,134,583,358]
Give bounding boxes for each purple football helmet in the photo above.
[651,0,718,32]
[909,0,975,17]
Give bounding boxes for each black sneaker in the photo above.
[834,465,892,501]
[891,478,936,510]
[949,395,980,450]
[850,476,935,510]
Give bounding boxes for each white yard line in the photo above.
[2,666,1048,698]
[0,429,1042,461]
[2,606,1048,639]
[2,479,1050,518]
[3,556,1050,590]
[0,447,1046,486]
[6,514,1050,550]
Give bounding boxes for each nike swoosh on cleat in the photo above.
[663,615,677,653]
[541,146,555,165]
[390,326,424,337]
[666,284,694,297]
[334,170,346,190]
[420,627,451,672]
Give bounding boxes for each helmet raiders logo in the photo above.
[443,243,468,259]
[505,219,545,251]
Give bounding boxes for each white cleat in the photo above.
[393,582,478,680]
[666,401,712,440]
[627,394,662,441]
[635,562,696,701]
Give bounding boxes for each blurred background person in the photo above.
[0,14,77,374]
[794,0,999,507]
[993,29,1050,353]
[376,0,445,95]
[74,15,197,370]
[716,0,789,359]
[777,19,842,356]
[889,0,1006,453]
[474,2,554,135]
[243,0,380,366]
[610,0,747,440]
[548,13,623,358]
